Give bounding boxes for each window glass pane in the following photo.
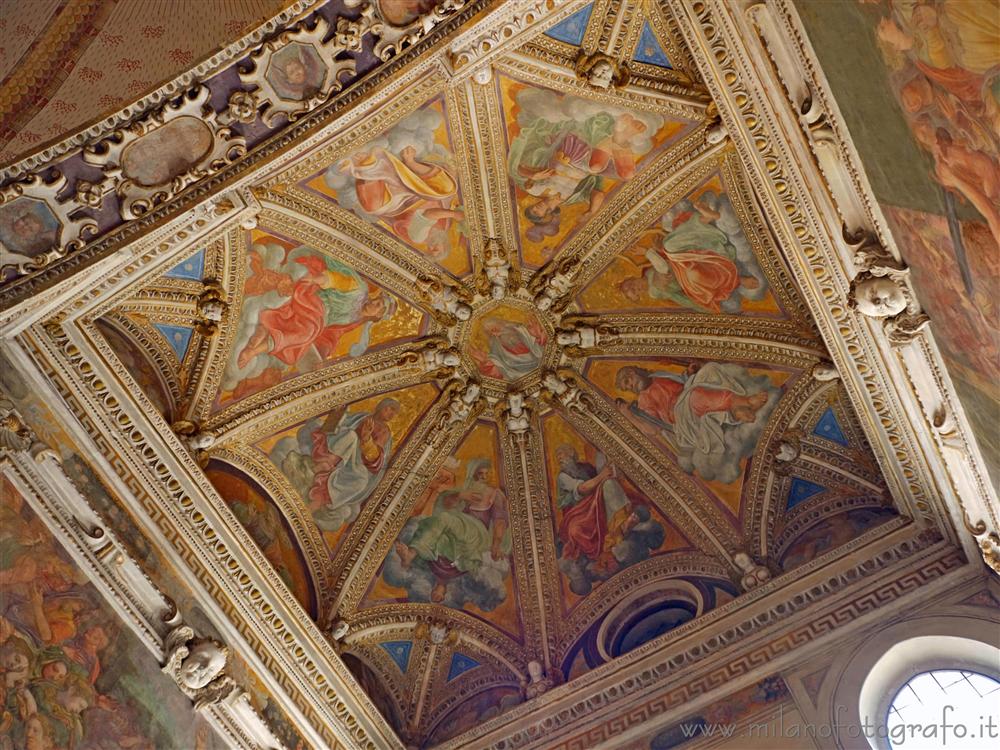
[886,670,1000,749]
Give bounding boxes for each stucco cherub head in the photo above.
[851,276,908,318]
[200,299,225,322]
[330,619,350,641]
[588,59,615,89]
[528,660,545,683]
[178,639,227,690]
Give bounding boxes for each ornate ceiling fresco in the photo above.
[0,2,996,750]
[0,0,293,163]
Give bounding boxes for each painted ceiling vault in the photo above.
[86,4,897,747]
[1,1,996,749]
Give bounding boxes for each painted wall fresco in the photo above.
[303,97,470,276]
[586,358,787,495]
[778,507,897,572]
[341,653,404,738]
[0,354,309,749]
[499,75,693,267]
[204,462,316,617]
[577,175,781,317]
[260,382,438,553]
[542,413,692,602]
[795,0,1000,485]
[0,477,225,750]
[220,230,426,405]
[424,684,522,747]
[94,319,174,418]
[622,676,789,750]
[467,304,548,382]
[366,421,523,638]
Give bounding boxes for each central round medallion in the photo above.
[461,300,553,389]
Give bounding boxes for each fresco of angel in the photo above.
[266,43,326,101]
[222,242,398,401]
[382,455,512,611]
[553,444,665,596]
[272,398,401,532]
[506,86,665,243]
[618,190,769,313]
[322,105,465,260]
[469,316,547,381]
[613,361,780,484]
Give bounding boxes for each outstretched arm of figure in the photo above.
[400,145,442,178]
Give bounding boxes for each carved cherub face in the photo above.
[179,640,226,690]
[201,300,225,322]
[528,660,544,681]
[855,277,907,318]
[588,60,615,89]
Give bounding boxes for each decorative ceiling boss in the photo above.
[0,2,996,750]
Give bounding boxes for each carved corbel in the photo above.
[703,103,728,146]
[771,430,802,476]
[0,398,33,454]
[195,279,227,336]
[502,391,531,435]
[523,660,554,700]
[476,238,519,300]
[540,370,590,412]
[162,625,239,709]
[575,49,629,90]
[414,337,462,377]
[529,256,580,313]
[847,228,930,344]
[733,552,771,591]
[931,404,966,452]
[555,315,616,357]
[172,420,215,465]
[440,378,483,425]
[798,84,836,144]
[964,516,1000,577]
[811,361,840,382]
[416,274,473,325]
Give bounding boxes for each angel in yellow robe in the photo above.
[339,145,464,257]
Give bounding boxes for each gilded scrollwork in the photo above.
[0,172,98,279]
[81,87,248,221]
[233,12,370,127]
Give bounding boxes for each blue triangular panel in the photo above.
[379,641,412,673]
[163,249,205,281]
[544,4,593,46]
[447,652,480,682]
[634,22,672,68]
[813,408,849,447]
[786,478,826,510]
[153,324,193,360]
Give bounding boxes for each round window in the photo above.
[886,670,1000,749]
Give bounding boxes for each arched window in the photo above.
[886,669,1000,749]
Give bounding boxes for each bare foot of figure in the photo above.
[431,582,447,603]
[237,333,270,369]
[395,542,417,568]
